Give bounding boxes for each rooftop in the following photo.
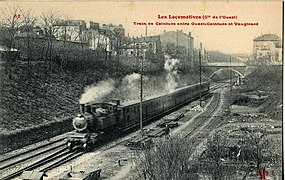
[54,19,86,26]
[131,35,161,43]
[253,34,281,41]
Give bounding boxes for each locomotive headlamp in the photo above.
[73,115,87,132]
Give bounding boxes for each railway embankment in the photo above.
[0,117,73,154]
[228,65,282,120]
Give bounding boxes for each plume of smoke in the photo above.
[120,72,149,99]
[123,73,141,85]
[79,79,115,104]
[164,55,180,93]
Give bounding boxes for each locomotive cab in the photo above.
[93,102,118,130]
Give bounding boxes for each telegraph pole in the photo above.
[145,25,147,38]
[176,30,179,56]
[139,26,147,136]
[229,55,232,111]
[230,55,232,91]
[199,42,202,107]
[140,53,143,136]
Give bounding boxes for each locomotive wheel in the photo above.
[67,142,74,151]
[82,143,94,151]
[82,143,89,151]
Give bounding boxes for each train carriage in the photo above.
[67,81,210,150]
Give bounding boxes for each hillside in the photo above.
[0,58,207,133]
[239,65,282,120]
[207,51,240,63]
[0,61,86,133]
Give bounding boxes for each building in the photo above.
[53,20,87,43]
[253,34,282,65]
[121,35,162,57]
[88,21,125,55]
[160,30,194,53]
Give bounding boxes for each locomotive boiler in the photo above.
[66,82,210,150]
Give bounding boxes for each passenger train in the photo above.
[66,82,210,150]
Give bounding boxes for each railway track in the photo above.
[1,147,83,180]
[0,138,67,179]
[183,92,221,139]
[0,137,66,163]
[0,128,139,179]
[181,86,228,158]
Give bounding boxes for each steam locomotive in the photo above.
[66,82,210,150]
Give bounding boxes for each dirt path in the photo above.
[109,163,133,180]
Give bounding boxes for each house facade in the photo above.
[253,34,282,65]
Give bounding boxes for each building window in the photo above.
[149,43,153,50]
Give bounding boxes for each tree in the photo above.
[135,137,197,180]
[19,8,37,77]
[55,14,71,71]
[203,131,229,180]
[40,9,60,71]
[0,4,23,78]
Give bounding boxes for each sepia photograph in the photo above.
[0,1,283,179]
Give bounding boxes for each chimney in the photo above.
[85,104,91,113]
[80,104,85,114]
[91,106,97,113]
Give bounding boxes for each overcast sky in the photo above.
[1,1,283,54]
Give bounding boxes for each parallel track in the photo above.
[183,92,221,139]
[0,137,65,163]
[1,147,81,180]
[0,143,66,171]
[181,87,228,159]
[0,138,67,180]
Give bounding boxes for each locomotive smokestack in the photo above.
[80,104,85,114]
[85,104,91,113]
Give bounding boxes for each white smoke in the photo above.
[164,55,180,93]
[123,73,141,85]
[79,79,115,104]
[120,72,149,99]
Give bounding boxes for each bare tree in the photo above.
[135,137,197,180]
[244,130,280,168]
[0,4,23,78]
[245,131,267,169]
[40,9,60,72]
[19,8,37,77]
[54,13,71,70]
[203,131,228,180]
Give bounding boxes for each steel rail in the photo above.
[1,147,71,180]
[0,143,66,171]
[0,137,66,163]
[183,90,221,139]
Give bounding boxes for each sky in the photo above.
[1,1,283,54]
